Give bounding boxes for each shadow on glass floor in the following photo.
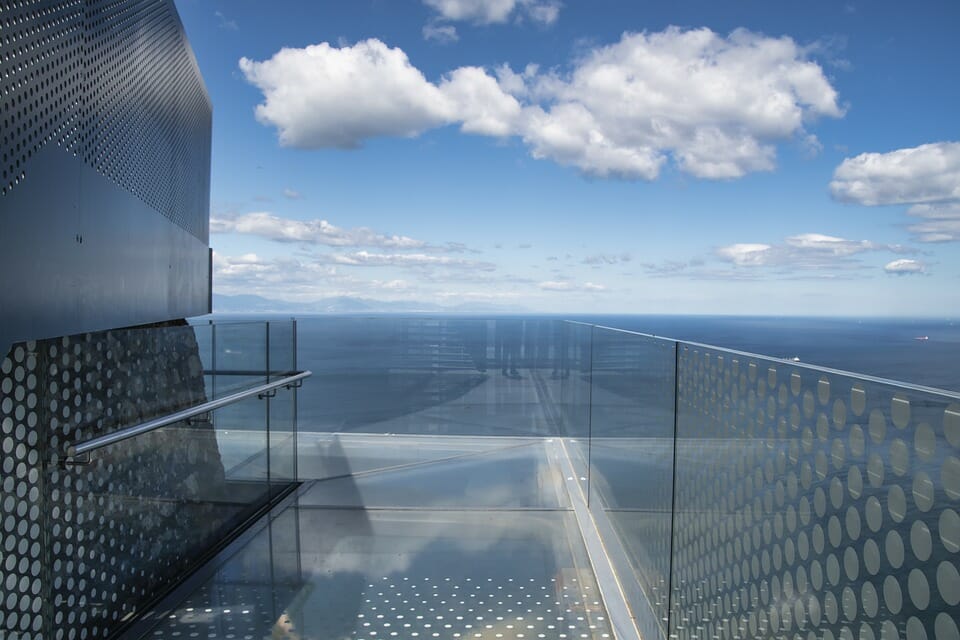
[136,437,613,640]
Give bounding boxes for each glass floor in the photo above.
[135,437,615,640]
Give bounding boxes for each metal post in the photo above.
[265,322,272,492]
[211,323,217,407]
[586,324,594,508]
[292,317,299,482]
[666,341,681,636]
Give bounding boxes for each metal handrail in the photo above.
[67,370,312,457]
[563,320,960,399]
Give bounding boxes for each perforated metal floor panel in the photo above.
[135,441,616,640]
[153,574,610,640]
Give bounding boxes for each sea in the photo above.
[206,314,960,434]
[570,314,960,392]
[242,314,959,392]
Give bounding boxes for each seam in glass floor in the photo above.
[127,436,630,640]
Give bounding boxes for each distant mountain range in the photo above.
[212,293,526,314]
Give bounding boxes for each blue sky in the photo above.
[174,0,960,315]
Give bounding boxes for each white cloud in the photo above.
[523,0,560,25]
[884,259,925,275]
[213,253,362,300]
[377,279,412,290]
[716,243,773,266]
[214,252,274,277]
[422,23,459,43]
[212,252,500,302]
[215,10,238,31]
[423,0,560,25]
[439,67,523,137]
[582,253,631,265]
[211,212,426,249]
[434,290,523,301]
[320,251,497,271]
[800,133,824,158]
[424,0,515,23]
[239,40,453,149]
[830,142,960,206]
[242,28,842,180]
[282,188,302,200]
[494,63,539,98]
[641,260,764,281]
[538,280,606,292]
[716,233,916,270]
[831,142,960,246]
[907,202,960,243]
[785,233,883,256]
[516,28,842,179]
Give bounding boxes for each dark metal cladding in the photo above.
[0,0,213,355]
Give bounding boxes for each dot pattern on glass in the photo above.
[673,346,960,640]
[150,573,614,640]
[0,0,211,243]
[1,323,225,639]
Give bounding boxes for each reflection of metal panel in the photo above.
[0,0,212,355]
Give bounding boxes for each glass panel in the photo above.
[298,439,567,509]
[267,319,296,379]
[216,394,270,485]
[140,507,304,637]
[209,322,269,398]
[670,343,960,640]
[44,400,273,634]
[267,319,297,495]
[295,317,569,480]
[296,431,539,479]
[191,321,214,398]
[268,386,297,495]
[588,327,676,639]
[143,501,614,639]
[559,321,592,495]
[1,319,300,638]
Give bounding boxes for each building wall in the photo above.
[0,0,212,355]
[0,2,219,636]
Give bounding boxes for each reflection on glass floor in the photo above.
[139,436,614,640]
[298,436,569,509]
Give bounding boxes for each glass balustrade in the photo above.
[670,341,960,640]
[0,319,301,639]
[3,315,957,640]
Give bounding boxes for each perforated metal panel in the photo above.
[671,346,960,640]
[81,0,211,241]
[0,325,235,639]
[0,0,212,353]
[0,0,211,242]
[0,0,85,195]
